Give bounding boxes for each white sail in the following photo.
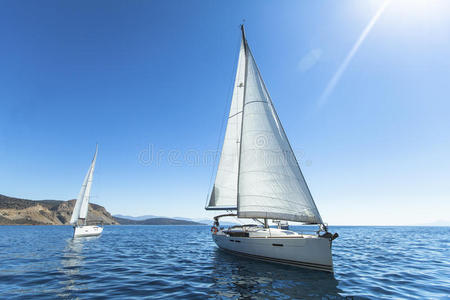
[237,45,323,224]
[206,40,246,210]
[69,168,90,224]
[79,145,98,220]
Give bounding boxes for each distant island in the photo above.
[113,216,204,225]
[0,194,205,226]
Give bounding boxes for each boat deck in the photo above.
[222,226,319,239]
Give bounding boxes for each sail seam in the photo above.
[239,196,315,209]
[243,100,268,107]
[228,111,243,119]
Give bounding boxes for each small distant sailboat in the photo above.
[70,145,103,238]
[206,26,338,272]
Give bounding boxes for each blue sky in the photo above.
[1,0,449,225]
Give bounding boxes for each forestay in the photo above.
[206,40,246,210]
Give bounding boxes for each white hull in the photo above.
[73,225,103,238]
[212,228,333,272]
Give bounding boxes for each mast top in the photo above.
[240,24,247,52]
[240,24,246,42]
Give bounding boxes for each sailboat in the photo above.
[206,26,338,272]
[70,145,103,238]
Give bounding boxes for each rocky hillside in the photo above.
[0,194,118,225]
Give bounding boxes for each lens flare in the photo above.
[318,0,391,108]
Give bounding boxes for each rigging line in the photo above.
[205,30,242,206]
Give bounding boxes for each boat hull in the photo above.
[73,225,103,238]
[213,233,333,272]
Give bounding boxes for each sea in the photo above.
[0,225,449,299]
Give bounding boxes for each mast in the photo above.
[240,25,247,51]
[236,24,248,217]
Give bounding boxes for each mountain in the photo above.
[113,216,204,225]
[0,194,118,225]
[413,220,450,226]
[113,214,161,221]
[115,215,238,226]
[173,217,237,226]
[173,217,209,224]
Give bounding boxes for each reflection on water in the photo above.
[58,236,100,298]
[211,248,342,299]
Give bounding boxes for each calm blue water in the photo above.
[0,225,449,299]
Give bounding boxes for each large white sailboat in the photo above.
[206,26,338,272]
[70,145,103,238]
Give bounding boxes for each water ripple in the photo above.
[0,225,449,299]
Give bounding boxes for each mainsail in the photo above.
[206,26,323,224]
[70,145,98,224]
[237,43,322,224]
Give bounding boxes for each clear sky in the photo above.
[1,0,449,225]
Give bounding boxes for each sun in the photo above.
[386,0,450,22]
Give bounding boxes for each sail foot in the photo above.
[238,210,320,224]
